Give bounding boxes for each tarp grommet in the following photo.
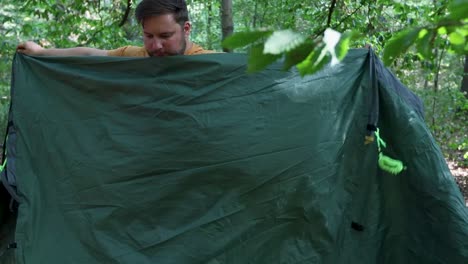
[351,222,364,231]
[7,242,17,249]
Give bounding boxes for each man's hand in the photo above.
[16,41,107,56]
[17,41,45,56]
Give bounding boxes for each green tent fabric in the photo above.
[0,50,467,263]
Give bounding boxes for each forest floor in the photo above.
[449,161,468,206]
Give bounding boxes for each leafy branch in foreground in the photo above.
[222,28,357,76]
[223,0,467,76]
[383,0,468,66]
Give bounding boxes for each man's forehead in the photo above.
[142,14,178,28]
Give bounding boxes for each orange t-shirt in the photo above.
[106,43,215,57]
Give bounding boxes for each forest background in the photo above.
[0,0,467,201]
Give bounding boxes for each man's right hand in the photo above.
[17,41,44,56]
[16,41,107,57]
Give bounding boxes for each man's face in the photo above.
[142,14,191,57]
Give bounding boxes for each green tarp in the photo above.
[1,50,467,263]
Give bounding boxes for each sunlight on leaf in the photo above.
[335,31,358,61]
[323,28,341,65]
[296,45,331,76]
[283,41,316,71]
[459,28,468,36]
[416,29,435,60]
[418,29,428,39]
[449,31,465,45]
[438,27,447,35]
[263,30,305,55]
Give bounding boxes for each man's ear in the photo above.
[183,21,191,37]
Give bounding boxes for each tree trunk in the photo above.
[433,47,439,92]
[206,2,212,50]
[462,55,468,98]
[252,1,258,28]
[220,0,233,52]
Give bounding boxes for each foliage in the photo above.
[222,0,467,74]
[399,52,468,167]
[382,0,468,66]
[223,28,357,75]
[417,88,468,166]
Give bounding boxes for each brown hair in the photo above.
[135,0,189,26]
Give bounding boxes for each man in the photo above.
[17,0,214,57]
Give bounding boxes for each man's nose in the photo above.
[151,38,163,50]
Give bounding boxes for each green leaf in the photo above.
[296,45,331,76]
[282,41,315,71]
[22,23,33,35]
[222,30,273,50]
[263,29,305,55]
[322,28,342,65]
[438,27,447,35]
[449,31,465,45]
[383,27,421,66]
[416,29,435,60]
[448,0,468,20]
[459,27,468,36]
[419,28,429,39]
[247,44,282,73]
[335,31,358,60]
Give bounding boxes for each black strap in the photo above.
[366,48,379,135]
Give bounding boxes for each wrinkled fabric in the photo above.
[2,50,467,264]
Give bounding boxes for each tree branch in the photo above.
[83,28,105,46]
[119,0,132,27]
[326,0,337,28]
[314,3,364,38]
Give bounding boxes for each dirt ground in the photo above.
[449,161,468,206]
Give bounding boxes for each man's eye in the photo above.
[160,34,172,39]
[145,34,153,38]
